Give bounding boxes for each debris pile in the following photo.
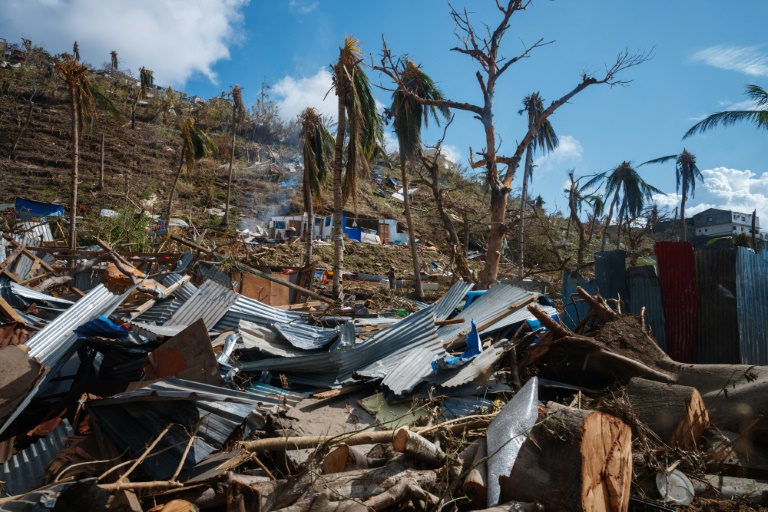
[0,222,766,511]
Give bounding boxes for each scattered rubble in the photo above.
[0,218,766,511]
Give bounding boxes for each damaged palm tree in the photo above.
[165,117,217,227]
[387,60,450,300]
[299,107,334,270]
[223,84,245,227]
[329,36,383,302]
[55,52,123,250]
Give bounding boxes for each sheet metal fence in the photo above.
[655,242,698,363]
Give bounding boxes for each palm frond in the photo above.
[639,154,678,167]
[745,84,768,108]
[684,110,768,139]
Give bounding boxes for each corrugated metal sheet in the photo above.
[479,304,557,336]
[430,343,507,388]
[161,273,199,301]
[439,396,493,420]
[87,377,269,480]
[11,222,54,281]
[561,272,596,329]
[627,265,667,352]
[0,479,95,512]
[436,285,531,344]
[238,320,308,358]
[196,262,232,288]
[735,248,768,365]
[0,278,74,311]
[1,285,126,436]
[655,242,698,363]
[175,252,194,272]
[166,279,239,328]
[134,297,183,325]
[594,250,628,308]
[381,347,442,395]
[214,294,302,331]
[696,249,739,364]
[433,279,474,321]
[0,419,73,496]
[129,321,187,340]
[272,321,339,350]
[238,307,439,387]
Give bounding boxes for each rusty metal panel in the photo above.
[144,319,225,386]
[561,272,596,330]
[594,250,628,308]
[696,248,739,364]
[735,248,768,365]
[627,265,667,352]
[655,242,698,363]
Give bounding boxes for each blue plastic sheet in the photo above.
[75,315,130,339]
[433,319,482,371]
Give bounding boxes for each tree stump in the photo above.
[501,403,632,512]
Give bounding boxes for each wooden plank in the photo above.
[0,245,25,272]
[0,296,24,324]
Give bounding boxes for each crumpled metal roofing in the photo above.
[11,222,55,281]
[271,321,339,350]
[429,342,507,388]
[161,272,199,301]
[238,320,310,358]
[436,284,532,344]
[381,346,441,395]
[242,381,307,409]
[0,478,100,512]
[0,278,74,311]
[238,307,438,387]
[134,297,183,325]
[1,285,127,436]
[213,294,302,331]
[87,377,276,480]
[0,419,73,496]
[129,321,187,340]
[166,279,239,328]
[478,303,557,336]
[433,279,474,321]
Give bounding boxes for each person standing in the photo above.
[388,267,396,292]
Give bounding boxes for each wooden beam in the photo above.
[171,235,333,305]
[0,296,24,324]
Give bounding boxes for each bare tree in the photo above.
[10,89,36,161]
[376,1,651,286]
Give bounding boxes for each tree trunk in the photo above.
[165,143,186,227]
[223,104,236,227]
[502,402,633,512]
[10,90,35,162]
[68,84,79,250]
[393,429,445,468]
[331,92,347,303]
[131,99,136,130]
[679,191,687,242]
[482,185,507,288]
[587,214,598,247]
[97,133,105,190]
[400,150,424,299]
[625,377,709,449]
[303,164,314,270]
[615,199,626,250]
[518,145,532,278]
[600,191,620,252]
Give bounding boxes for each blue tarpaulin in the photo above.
[433,319,483,371]
[15,197,65,221]
[75,315,130,339]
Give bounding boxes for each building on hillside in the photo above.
[272,212,409,244]
[692,208,768,246]
[422,148,456,170]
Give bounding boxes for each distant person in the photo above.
[388,267,396,291]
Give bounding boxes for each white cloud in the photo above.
[692,44,768,77]
[651,192,681,211]
[0,0,249,86]
[687,167,768,225]
[383,131,398,154]
[533,135,583,173]
[272,67,336,121]
[288,0,317,15]
[441,145,461,164]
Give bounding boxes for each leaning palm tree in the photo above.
[684,85,768,139]
[640,149,702,241]
[72,41,80,62]
[300,108,334,269]
[130,67,153,130]
[329,36,383,301]
[518,92,559,277]
[586,162,661,251]
[110,50,118,72]
[55,53,123,249]
[388,60,450,299]
[223,84,245,227]
[165,117,217,227]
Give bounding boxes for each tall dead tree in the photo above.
[377,1,651,286]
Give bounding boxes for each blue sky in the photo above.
[2,0,767,221]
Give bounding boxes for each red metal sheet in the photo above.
[655,242,698,363]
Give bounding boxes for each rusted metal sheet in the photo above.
[561,272,596,330]
[655,242,698,363]
[626,265,667,352]
[696,248,739,364]
[144,319,225,386]
[735,248,768,365]
[594,250,628,309]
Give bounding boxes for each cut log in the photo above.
[691,474,768,505]
[625,377,710,449]
[462,438,488,509]
[392,429,446,468]
[501,402,632,512]
[322,444,369,474]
